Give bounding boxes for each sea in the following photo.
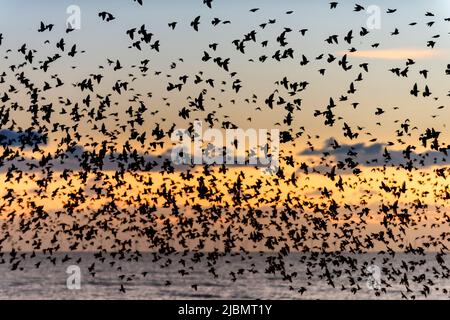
[0,252,448,300]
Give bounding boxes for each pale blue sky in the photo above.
[0,0,449,146]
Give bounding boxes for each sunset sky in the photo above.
[0,0,449,253]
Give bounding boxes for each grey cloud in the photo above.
[300,138,450,168]
[0,129,47,148]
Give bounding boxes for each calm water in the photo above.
[0,253,448,300]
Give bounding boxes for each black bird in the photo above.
[203,0,213,8]
[191,16,201,31]
[98,11,115,22]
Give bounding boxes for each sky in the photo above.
[0,0,449,252]
[1,0,449,138]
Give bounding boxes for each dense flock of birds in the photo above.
[0,0,449,299]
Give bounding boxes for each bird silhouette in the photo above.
[0,0,448,301]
